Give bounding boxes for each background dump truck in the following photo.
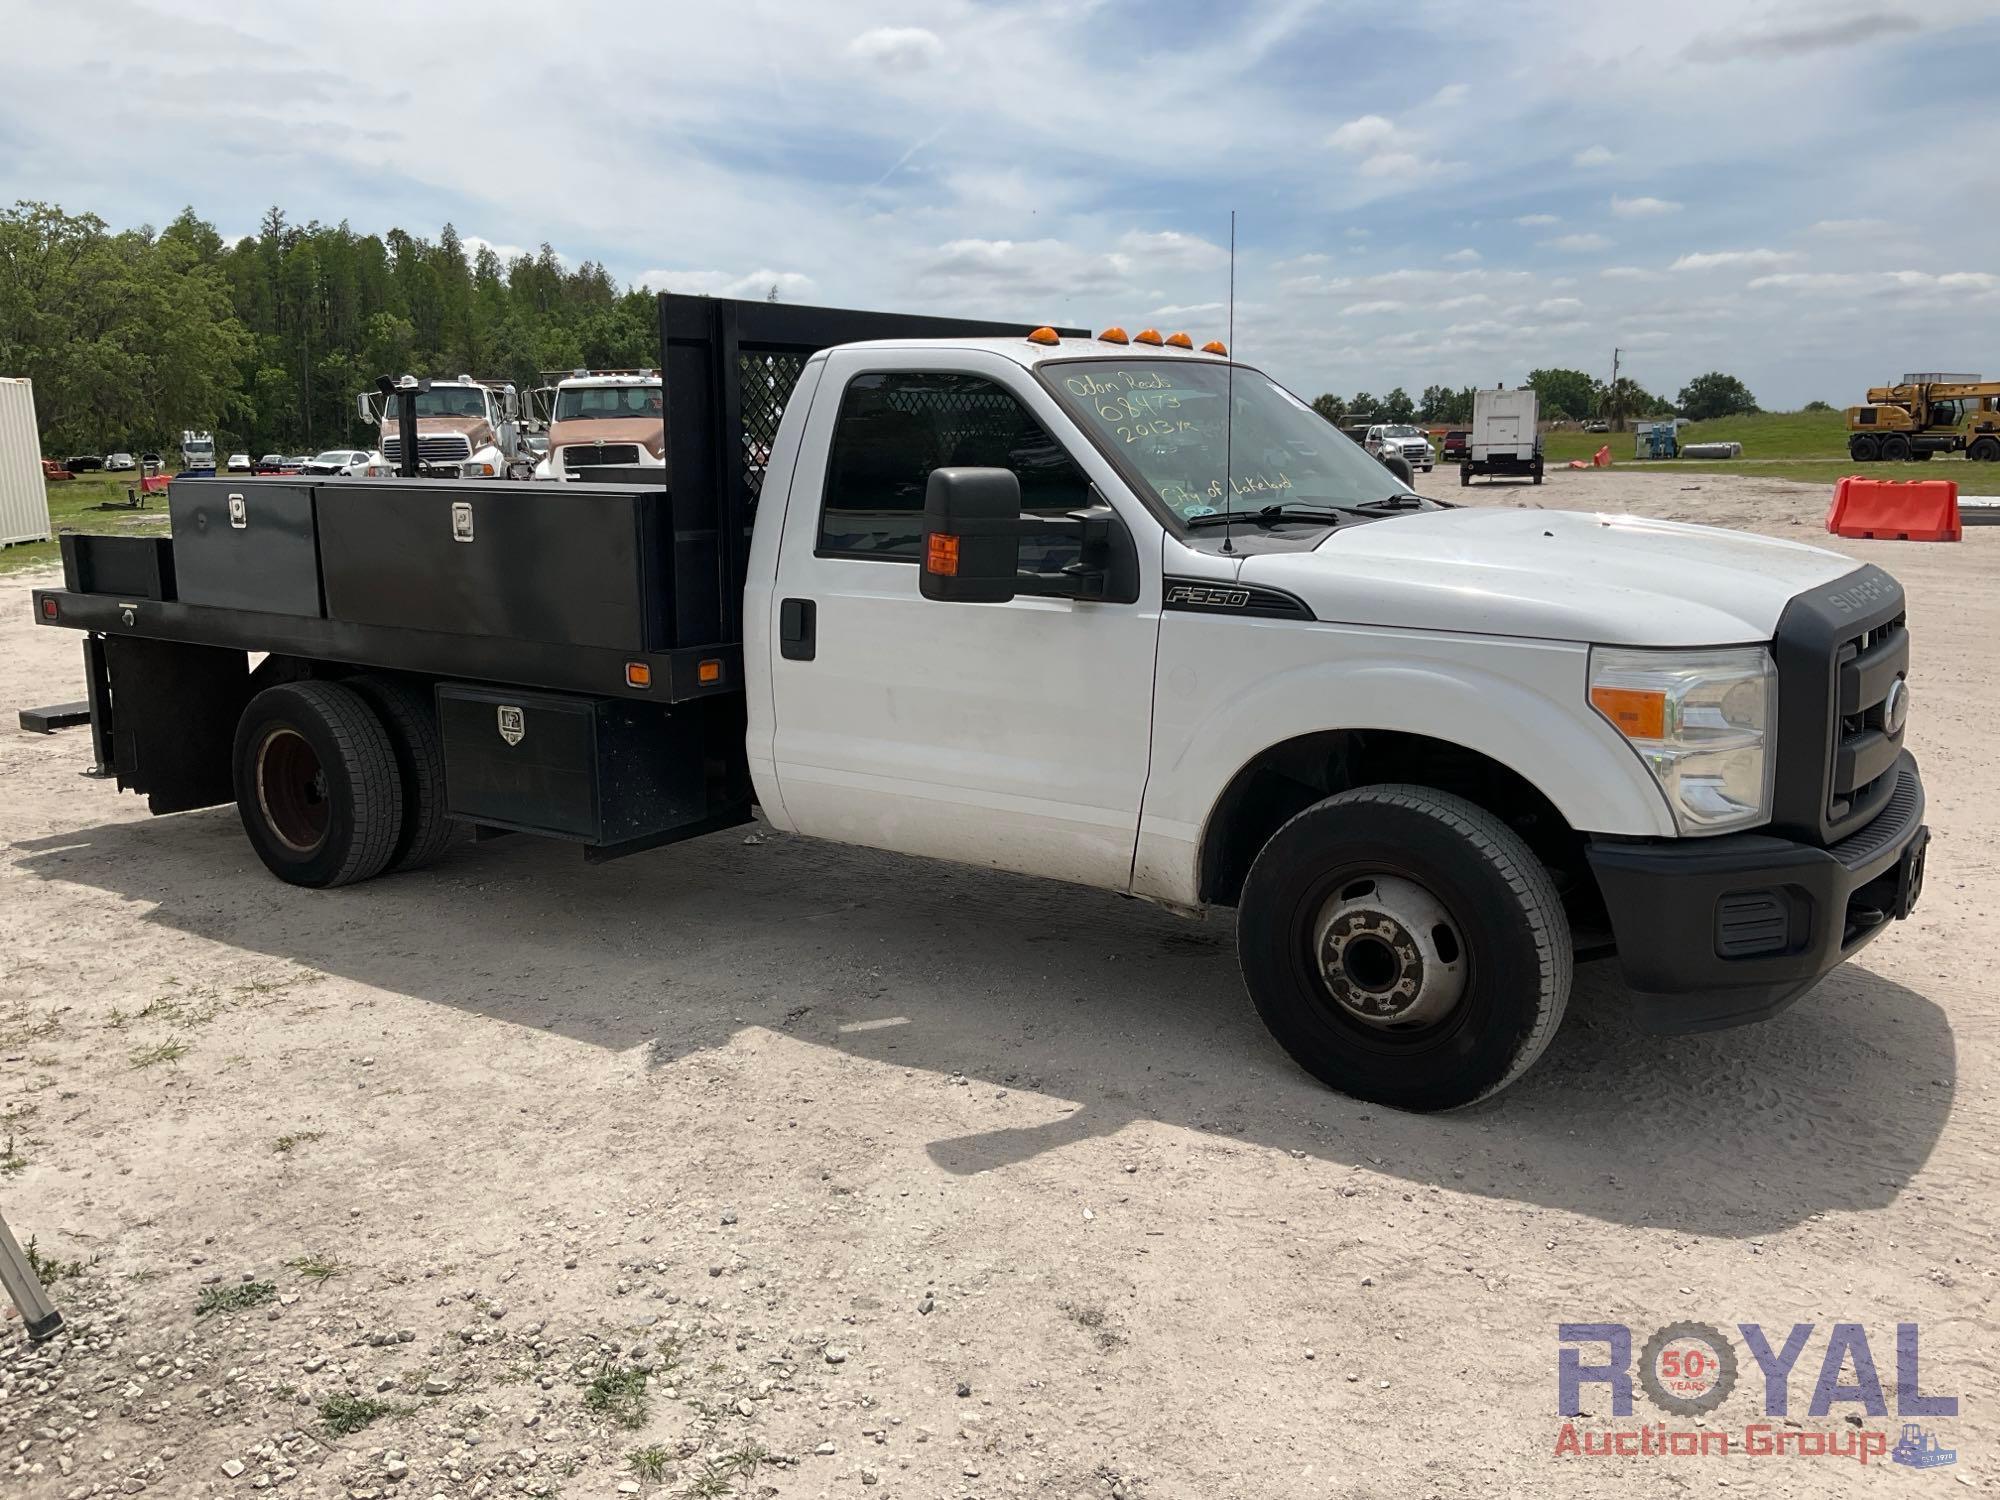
[360,375,524,478]
[1846,375,2000,463]
[31,295,1928,1112]
[532,370,665,481]
[1462,386,1543,485]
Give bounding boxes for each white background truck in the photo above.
[359,375,523,478]
[32,296,1927,1111]
[1464,385,1544,486]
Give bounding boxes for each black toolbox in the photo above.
[167,479,324,616]
[436,683,711,848]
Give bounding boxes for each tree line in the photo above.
[2,198,1777,455]
[1312,368,1762,428]
[0,201,661,455]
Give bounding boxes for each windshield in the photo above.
[310,451,355,464]
[554,384,663,421]
[1383,425,1420,438]
[410,385,490,419]
[184,440,213,455]
[1043,359,1417,520]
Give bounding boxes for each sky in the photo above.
[5,0,1999,409]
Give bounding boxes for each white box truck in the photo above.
[1463,386,1543,486]
[1,378,54,548]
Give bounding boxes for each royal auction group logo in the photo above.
[1556,1321,1958,1469]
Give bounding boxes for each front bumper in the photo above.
[1586,753,1926,1033]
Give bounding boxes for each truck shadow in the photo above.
[15,810,1955,1238]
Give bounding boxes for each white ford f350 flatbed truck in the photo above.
[32,295,1928,1111]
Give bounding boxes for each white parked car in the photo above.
[226,453,252,472]
[300,449,375,477]
[105,452,136,471]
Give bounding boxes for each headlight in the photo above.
[462,461,495,477]
[1588,645,1776,834]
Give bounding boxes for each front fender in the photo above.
[1132,622,1676,905]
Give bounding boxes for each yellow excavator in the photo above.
[1846,375,2000,462]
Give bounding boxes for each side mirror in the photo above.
[355,391,373,422]
[920,467,1021,604]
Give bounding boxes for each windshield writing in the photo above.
[1044,360,1417,519]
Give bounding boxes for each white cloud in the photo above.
[1611,195,1682,218]
[1600,266,1662,281]
[1273,252,1333,270]
[1345,228,1371,240]
[1536,297,1584,313]
[1543,232,1613,252]
[915,237,1133,297]
[1327,113,1453,182]
[1514,213,1560,227]
[1443,248,1480,264]
[1435,293,1491,310]
[1573,145,1616,167]
[1342,299,1407,315]
[1327,114,1400,152]
[1430,82,1469,106]
[844,25,945,73]
[1809,218,1892,237]
[1671,248,1797,271]
[1117,229,1229,272]
[637,267,816,299]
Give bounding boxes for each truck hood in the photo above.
[1237,507,1860,646]
[549,416,666,454]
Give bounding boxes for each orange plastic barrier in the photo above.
[1826,476,1961,542]
[138,472,171,495]
[1593,445,1611,468]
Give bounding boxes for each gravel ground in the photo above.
[1,468,1994,1498]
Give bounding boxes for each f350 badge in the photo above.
[497,705,525,746]
[1166,584,1252,609]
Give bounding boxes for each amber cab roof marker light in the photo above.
[1026,326,1061,346]
[1133,328,1164,346]
[1201,340,1229,355]
[1098,326,1130,344]
[1165,332,1194,349]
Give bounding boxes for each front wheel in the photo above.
[1237,785,1572,1110]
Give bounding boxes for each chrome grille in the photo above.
[1829,616,1907,827]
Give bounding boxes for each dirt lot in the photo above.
[1,468,1994,1499]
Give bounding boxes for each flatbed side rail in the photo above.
[32,586,742,706]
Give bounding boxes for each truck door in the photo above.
[766,351,1160,891]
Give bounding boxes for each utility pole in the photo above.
[1609,346,1623,432]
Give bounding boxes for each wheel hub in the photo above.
[1312,875,1466,1027]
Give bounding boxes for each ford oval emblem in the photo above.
[1883,678,1909,737]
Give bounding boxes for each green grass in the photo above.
[0,471,172,577]
[286,1252,345,1282]
[1534,409,1998,489]
[320,1393,398,1436]
[582,1364,652,1430]
[627,1445,675,1482]
[196,1280,276,1316]
[129,1037,191,1069]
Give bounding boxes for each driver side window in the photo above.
[819,371,1092,565]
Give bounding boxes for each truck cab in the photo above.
[361,376,521,478]
[532,370,665,481]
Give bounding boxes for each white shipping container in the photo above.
[0,378,54,548]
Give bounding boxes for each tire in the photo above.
[1968,438,2000,463]
[232,681,403,888]
[1459,463,1472,488]
[349,675,455,871]
[1236,784,1572,1111]
[1849,434,1879,461]
[1880,434,1911,462]
[1532,460,1544,486]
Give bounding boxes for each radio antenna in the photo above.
[1221,209,1237,556]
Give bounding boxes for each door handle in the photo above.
[779,597,816,661]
